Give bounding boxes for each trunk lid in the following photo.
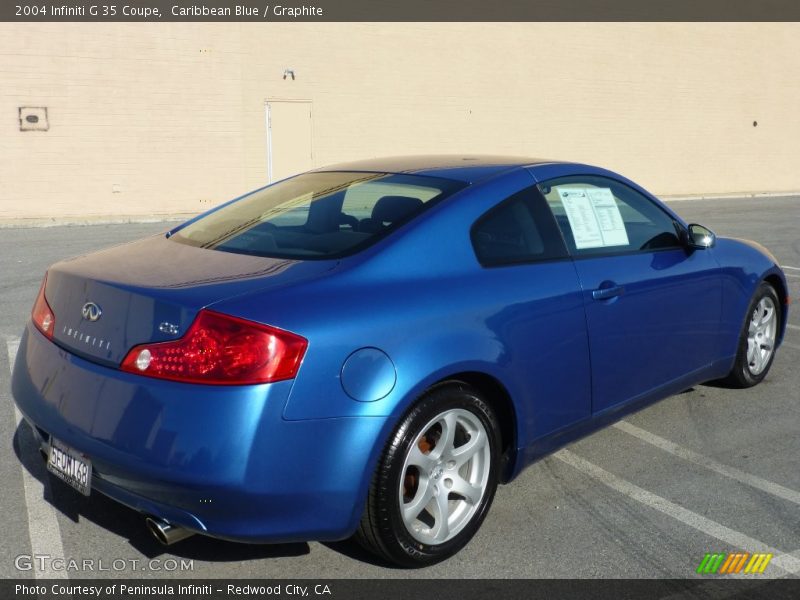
[44,234,335,366]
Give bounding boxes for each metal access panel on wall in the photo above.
[265,100,313,183]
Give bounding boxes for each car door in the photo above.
[537,175,722,414]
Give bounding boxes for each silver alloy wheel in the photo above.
[746,296,777,375]
[398,408,491,545]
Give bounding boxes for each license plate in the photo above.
[47,439,92,496]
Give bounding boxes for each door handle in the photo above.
[592,285,624,301]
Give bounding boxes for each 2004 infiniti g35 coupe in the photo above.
[12,156,788,567]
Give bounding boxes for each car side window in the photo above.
[538,175,683,256]
[471,187,568,267]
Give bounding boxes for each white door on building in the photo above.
[265,100,313,183]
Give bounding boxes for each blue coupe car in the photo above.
[12,156,788,566]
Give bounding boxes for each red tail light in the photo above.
[120,310,307,385]
[32,274,56,338]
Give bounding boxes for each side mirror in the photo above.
[686,223,716,249]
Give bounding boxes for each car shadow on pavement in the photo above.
[12,420,310,562]
[320,540,399,569]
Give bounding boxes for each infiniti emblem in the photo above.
[81,302,102,322]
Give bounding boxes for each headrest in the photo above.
[371,195,423,224]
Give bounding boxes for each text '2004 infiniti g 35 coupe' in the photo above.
[12,156,788,566]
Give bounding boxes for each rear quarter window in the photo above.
[471,187,568,267]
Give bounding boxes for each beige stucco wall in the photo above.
[1,23,798,220]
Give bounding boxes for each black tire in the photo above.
[355,381,501,567]
[719,282,781,388]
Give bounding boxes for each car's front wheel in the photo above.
[356,382,501,567]
[721,282,781,388]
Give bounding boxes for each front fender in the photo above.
[712,237,789,351]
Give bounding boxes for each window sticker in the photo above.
[557,188,603,249]
[557,187,629,249]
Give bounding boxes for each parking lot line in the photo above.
[781,266,800,271]
[5,336,67,580]
[773,548,800,575]
[555,449,800,576]
[614,421,800,506]
[787,324,800,331]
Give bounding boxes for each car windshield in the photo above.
[169,171,465,259]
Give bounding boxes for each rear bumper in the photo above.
[11,323,386,543]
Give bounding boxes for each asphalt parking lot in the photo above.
[0,195,798,580]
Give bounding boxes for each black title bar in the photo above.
[4,0,800,22]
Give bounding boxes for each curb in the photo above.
[0,214,195,229]
[662,192,800,202]
[0,193,797,228]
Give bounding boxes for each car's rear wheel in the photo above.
[720,282,781,388]
[356,382,501,567]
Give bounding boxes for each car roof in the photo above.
[314,155,561,184]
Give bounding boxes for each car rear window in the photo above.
[169,172,466,259]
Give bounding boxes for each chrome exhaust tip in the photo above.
[145,517,194,545]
